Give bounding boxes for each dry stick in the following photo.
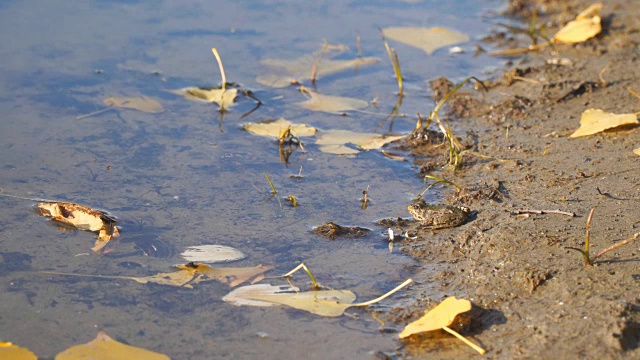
[211,48,226,90]
[76,106,115,120]
[512,75,543,86]
[442,326,486,355]
[352,278,412,306]
[599,62,611,87]
[627,87,640,101]
[584,208,595,266]
[592,232,640,263]
[511,209,576,217]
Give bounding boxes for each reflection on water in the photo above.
[0,1,505,358]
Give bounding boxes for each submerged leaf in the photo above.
[0,342,37,360]
[103,96,164,114]
[181,245,246,263]
[382,27,470,55]
[36,202,120,243]
[315,130,406,155]
[243,118,317,138]
[257,57,379,88]
[297,88,368,113]
[55,331,169,360]
[223,284,300,307]
[169,87,238,110]
[569,109,638,138]
[42,263,273,289]
[241,288,358,317]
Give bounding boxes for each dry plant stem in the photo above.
[211,48,226,90]
[592,232,639,262]
[442,326,486,355]
[283,263,318,289]
[512,75,542,85]
[584,208,595,265]
[76,106,115,120]
[380,29,403,95]
[599,62,611,87]
[511,209,575,217]
[352,278,412,306]
[626,87,640,101]
[489,42,550,56]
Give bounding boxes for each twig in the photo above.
[512,75,543,85]
[442,326,486,355]
[76,106,115,120]
[511,209,576,217]
[599,62,611,87]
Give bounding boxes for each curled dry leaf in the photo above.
[297,87,368,113]
[553,3,602,44]
[382,27,470,55]
[169,87,238,110]
[36,202,119,246]
[315,129,406,155]
[181,245,246,263]
[55,331,169,360]
[103,96,164,113]
[0,342,37,360]
[243,118,317,138]
[569,109,638,138]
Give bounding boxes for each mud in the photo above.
[384,0,640,358]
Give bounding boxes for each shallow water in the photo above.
[0,1,506,358]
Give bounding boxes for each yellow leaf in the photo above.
[399,297,485,355]
[400,297,471,337]
[103,96,164,113]
[553,16,601,44]
[169,87,238,110]
[634,147,640,156]
[315,130,406,155]
[382,27,469,55]
[223,284,300,307]
[55,331,169,360]
[0,342,37,360]
[243,118,317,138]
[297,87,368,113]
[569,109,639,138]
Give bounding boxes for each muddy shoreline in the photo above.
[386,0,640,358]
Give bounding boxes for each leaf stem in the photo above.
[353,278,412,306]
[442,326,486,355]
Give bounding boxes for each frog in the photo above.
[407,202,470,229]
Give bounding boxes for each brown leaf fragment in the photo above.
[36,202,120,245]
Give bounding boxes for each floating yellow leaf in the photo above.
[297,87,368,114]
[382,27,470,55]
[399,296,485,355]
[36,202,120,244]
[169,87,238,110]
[0,342,37,360]
[225,279,412,317]
[55,331,169,360]
[315,130,406,155]
[553,3,602,43]
[243,118,317,138]
[257,43,379,87]
[103,96,164,114]
[41,263,273,289]
[569,109,639,138]
[181,245,246,263]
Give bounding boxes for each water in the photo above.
[0,1,506,358]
